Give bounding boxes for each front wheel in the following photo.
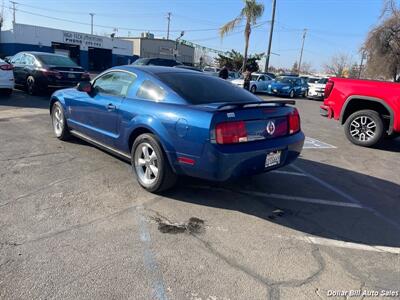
[344,110,384,147]
[132,133,177,193]
[26,76,39,95]
[289,90,295,98]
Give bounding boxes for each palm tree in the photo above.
[220,0,264,71]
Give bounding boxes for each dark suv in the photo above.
[11,52,90,95]
[132,58,182,67]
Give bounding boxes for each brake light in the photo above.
[81,72,90,79]
[41,69,62,79]
[324,80,334,98]
[215,121,248,144]
[288,108,300,134]
[0,64,13,71]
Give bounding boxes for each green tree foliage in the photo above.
[215,50,264,72]
[220,0,264,71]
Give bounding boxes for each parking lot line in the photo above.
[189,185,363,209]
[238,190,363,208]
[270,170,307,177]
[291,164,400,232]
[303,137,336,149]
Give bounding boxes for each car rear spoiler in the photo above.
[217,100,296,111]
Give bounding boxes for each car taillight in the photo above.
[41,69,62,79]
[288,108,300,134]
[324,80,334,98]
[81,72,90,79]
[215,121,248,144]
[0,64,13,71]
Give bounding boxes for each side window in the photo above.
[11,54,21,64]
[259,75,265,81]
[19,54,27,65]
[25,55,34,66]
[136,80,166,102]
[93,71,136,97]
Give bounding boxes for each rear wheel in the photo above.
[51,102,70,140]
[344,109,384,147]
[132,133,177,193]
[250,85,257,94]
[26,76,38,95]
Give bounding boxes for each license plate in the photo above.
[265,151,281,168]
[317,92,323,97]
[68,73,76,79]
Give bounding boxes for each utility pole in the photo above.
[298,28,307,74]
[264,0,276,72]
[166,12,171,40]
[10,1,16,24]
[89,13,94,35]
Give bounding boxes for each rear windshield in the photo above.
[276,77,295,84]
[318,78,328,84]
[157,72,261,104]
[132,58,149,65]
[307,78,320,83]
[37,54,78,67]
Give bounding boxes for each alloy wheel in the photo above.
[52,105,64,136]
[134,142,159,186]
[349,116,377,142]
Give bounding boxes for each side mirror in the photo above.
[77,81,92,93]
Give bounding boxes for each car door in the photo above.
[294,78,303,95]
[86,71,137,146]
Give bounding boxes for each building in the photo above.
[122,33,194,65]
[0,23,134,71]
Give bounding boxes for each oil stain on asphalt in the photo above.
[155,217,205,234]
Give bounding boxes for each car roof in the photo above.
[17,51,67,57]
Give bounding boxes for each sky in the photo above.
[1,0,384,71]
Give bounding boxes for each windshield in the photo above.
[307,78,320,83]
[157,72,261,104]
[37,54,78,67]
[275,77,295,84]
[318,78,328,84]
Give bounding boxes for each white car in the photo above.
[0,59,14,96]
[231,73,274,93]
[308,78,329,100]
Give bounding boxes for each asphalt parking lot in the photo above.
[0,90,399,300]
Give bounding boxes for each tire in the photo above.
[51,102,71,141]
[289,90,295,98]
[132,133,177,193]
[26,76,38,95]
[250,85,257,94]
[303,90,308,97]
[344,110,384,147]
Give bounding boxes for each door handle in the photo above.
[107,103,116,111]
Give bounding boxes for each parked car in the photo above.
[173,65,202,72]
[203,66,220,77]
[231,73,274,93]
[49,66,304,192]
[262,72,276,79]
[132,58,182,67]
[268,76,308,98]
[0,58,14,96]
[321,78,400,147]
[308,78,328,100]
[11,52,90,95]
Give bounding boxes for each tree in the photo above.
[220,0,264,71]
[323,53,352,77]
[291,61,299,73]
[300,62,313,74]
[348,63,361,78]
[215,50,263,72]
[363,1,400,81]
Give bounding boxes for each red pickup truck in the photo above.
[320,78,399,147]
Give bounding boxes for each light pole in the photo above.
[89,13,94,35]
[265,0,276,72]
[298,28,307,73]
[175,31,184,60]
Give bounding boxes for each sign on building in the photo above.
[63,31,103,48]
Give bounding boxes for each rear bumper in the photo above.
[320,104,333,118]
[174,132,305,181]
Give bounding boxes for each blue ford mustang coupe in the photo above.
[50,66,304,192]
